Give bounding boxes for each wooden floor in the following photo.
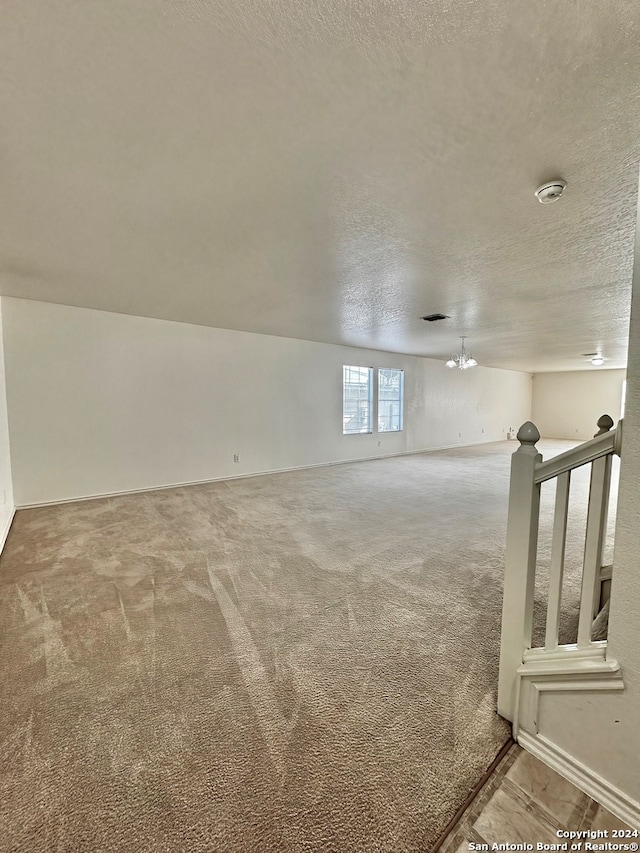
[436,744,634,851]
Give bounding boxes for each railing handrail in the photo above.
[534,429,616,484]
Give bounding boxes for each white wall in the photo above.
[0,298,15,549]
[532,369,626,440]
[534,199,640,811]
[2,297,532,506]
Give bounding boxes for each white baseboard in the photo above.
[15,438,506,509]
[0,506,15,553]
[518,730,640,827]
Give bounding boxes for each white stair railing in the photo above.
[498,416,623,723]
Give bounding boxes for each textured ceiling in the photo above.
[1,0,640,372]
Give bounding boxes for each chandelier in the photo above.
[446,336,478,370]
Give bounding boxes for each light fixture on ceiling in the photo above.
[446,337,478,370]
[534,179,567,203]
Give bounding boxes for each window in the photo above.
[342,366,404,435]
[378,368,404,432]
[343,366,373,434]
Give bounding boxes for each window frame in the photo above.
[342,365,374,435]
[342,365,405,436]
[377,368,404,433]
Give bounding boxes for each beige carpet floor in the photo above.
[0,439,615,852]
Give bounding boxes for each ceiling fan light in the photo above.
[591,355,605,366]
[466,358,477,368]
[446,359,457,368]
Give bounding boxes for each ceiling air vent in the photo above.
[421,313,450,322]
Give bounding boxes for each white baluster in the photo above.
[545,470,571,651]
[590,414,615,619]
[498,422,542,721]
[577,453,611,648]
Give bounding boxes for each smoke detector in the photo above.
[535,179,567,203]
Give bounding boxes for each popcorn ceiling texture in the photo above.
[0,440,600,851]
[1,1,640,371]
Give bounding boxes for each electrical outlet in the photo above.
[233,454,240,463]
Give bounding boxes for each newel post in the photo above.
[614,418,624,457]
[497,421,542,721]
